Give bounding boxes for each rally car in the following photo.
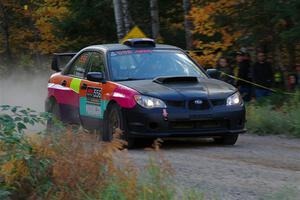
[46,38,246,147]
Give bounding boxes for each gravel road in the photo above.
[129,134,300,200]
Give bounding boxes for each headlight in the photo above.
[134,95,167,109]
[226,92,243,106]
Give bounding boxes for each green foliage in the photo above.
[182,189,205,200]
[54,0,117,50]
[247,92,300,136]
[100,180,128,200]
[222,0,300,46]
[261,186,299,200]
[0,189,11,200]
[0,105,50,134]
[0,105,203,200]
[138,157,175,200]
[0,105,52,199]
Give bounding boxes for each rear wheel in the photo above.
[103,103,135,148]
[213,134,239,145]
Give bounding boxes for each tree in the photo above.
[46,0,116,51]
[183,0,193,50]
[150,0,160,40]
[224,0,300,69]
[0,1,13,61]
[0,1,37,63]
[191,0,300,69]
[189,0,240,67]
[121,0,134,33]
[113,0,125,40]
[32,0,69,54]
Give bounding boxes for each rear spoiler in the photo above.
[51,52,77,72]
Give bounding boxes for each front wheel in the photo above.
[213,134,239,145]
[103,103,135,148]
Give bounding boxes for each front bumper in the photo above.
[123,105,246,138]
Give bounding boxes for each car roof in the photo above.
[82,43,182,53]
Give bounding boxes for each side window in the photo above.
[88,52,105,73]
[68,52,90,78]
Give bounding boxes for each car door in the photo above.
[51,51,91,124]
[79,51,106,129]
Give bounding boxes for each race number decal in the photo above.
[86,87,102,116]
[86,87,102,104]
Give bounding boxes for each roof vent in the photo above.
[123,38,156,47]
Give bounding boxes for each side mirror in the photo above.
[51,55,61,72]
[87,72,105,82]
[206,69,220,79]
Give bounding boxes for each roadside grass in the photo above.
[261,186,299,200]
[246,91,300,137]
[0,105,204,200]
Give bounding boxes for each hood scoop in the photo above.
[153,76,199,84]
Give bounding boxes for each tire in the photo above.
[213,134,239,145]
[103,103,135,148]
[46,100,62,133]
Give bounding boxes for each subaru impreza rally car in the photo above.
[46,38,246,147]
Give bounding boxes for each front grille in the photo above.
[211,99,226,106]
[166,100,185,108]
[170,120,228,130]
[165,98,226,109]
[188,99,210,110]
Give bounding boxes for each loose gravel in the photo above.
[129,134,300,200]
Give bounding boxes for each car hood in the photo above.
[117,78,237,100]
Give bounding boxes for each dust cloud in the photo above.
[0,70,52,112]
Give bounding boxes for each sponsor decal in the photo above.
[79,54,88,63]
[111,50,133,56]
[134,49,153,54]
[70,78,81,93]
[86,87,102,104]
[86,104,101,116]
[85,87,102,116]
[110,49,153,57]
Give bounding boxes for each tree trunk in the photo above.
[150,0,160,39]
[274,43,283,70]
[287,42,296,71]
[183,0,193,50]
[113,0,125,41]
[121,0,133,34]
[0,2,12,62]
[3,26,11,60]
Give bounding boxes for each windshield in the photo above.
[108,49,207,81]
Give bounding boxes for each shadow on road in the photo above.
[147,138,238,150]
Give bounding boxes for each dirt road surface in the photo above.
[129,134,300,200]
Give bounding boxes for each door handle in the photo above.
[81,83,87,90]
[61,80,67,86]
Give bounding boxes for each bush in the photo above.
[0,105,202,200]
[246,91,300,136]
[0,105,52,199]
[262,186,299,200]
